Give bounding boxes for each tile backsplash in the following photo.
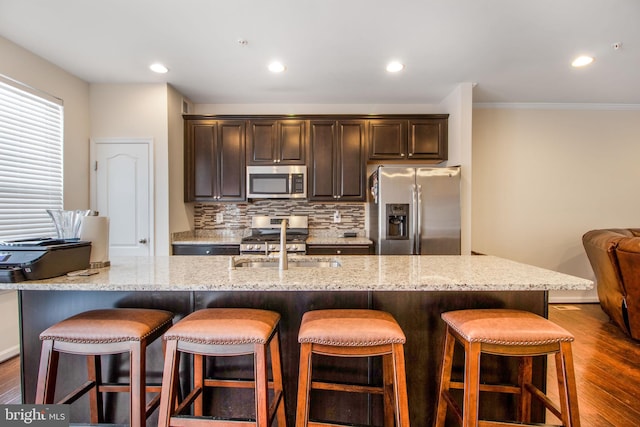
[194,200,366,237]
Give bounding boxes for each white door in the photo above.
[91,138,153,256]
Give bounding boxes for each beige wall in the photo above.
[168,85,193,234]
[0,36,90,359]
[89,83,171,255]
[0,36,90,209]
[472,107,640,302]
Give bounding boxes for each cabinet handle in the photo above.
[401,153,405,157]
[408,153,413,157]
[139,238,147,244]
[205,250,211,254]
[336,250,342,254]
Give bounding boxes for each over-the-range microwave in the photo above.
[246,165,307,199]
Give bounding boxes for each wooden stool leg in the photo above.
[158,340,179,427]
[35,339,58,404]
[391,343,410,427]
[434,327,456,427]
[87,355,104,423]
[463,341,481,427]
[193,353,204,416]
[517,356,533,423]
[130,341,146,427]
[556,342,581,427]
[254,343,269,426]
[270,331,287,427]
[296,343,313,427]
[382,353,395,427]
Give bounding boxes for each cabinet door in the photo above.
[247,120,305,165]
[307,244,372,255]
[408,118,448,160]
[173,244,240,255]
[308,121,336,200]
[336,120,366,201]
[185,120,217,201]
[247,120,277,165]
[217,121,246,201]
[184,119,245,202]
[368,120,407,160]
[278,120,306,164]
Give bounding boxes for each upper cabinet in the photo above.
[309,120,366,201]
[184,119,246,202]
[247,120,306,165]
[368,116,448,161]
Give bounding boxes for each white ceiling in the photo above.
[1,0,639,105]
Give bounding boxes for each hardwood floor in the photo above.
[546,304,640,426]
[0,303,638,426]
[0,354,20,404]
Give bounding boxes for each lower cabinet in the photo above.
[307,244,373,255]
[172,244,240,256]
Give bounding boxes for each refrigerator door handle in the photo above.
[411,184,418,254]
[416,184,423,254]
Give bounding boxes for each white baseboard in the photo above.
[0,345,20,363]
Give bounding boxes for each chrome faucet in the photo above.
[279,219,288,270]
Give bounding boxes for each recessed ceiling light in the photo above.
[268,61,286,73]
[150,63,169,74]
[571,56,594,68]
[386,61,405,73]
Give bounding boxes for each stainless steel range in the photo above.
[240,215,308,255]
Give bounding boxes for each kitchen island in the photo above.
[8,255,592,426]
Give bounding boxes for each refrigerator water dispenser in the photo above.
[386,204,409,239]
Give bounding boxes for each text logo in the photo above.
[0,405,69,426]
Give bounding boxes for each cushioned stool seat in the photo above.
[157,308,286,427]
[36,308,174,427]
[296,309,409,427]
[434,309,581,427]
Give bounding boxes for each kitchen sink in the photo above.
[232,258,341,269]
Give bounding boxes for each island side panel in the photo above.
[18,289,548,427]
[19,290,193,425]
[372,290,548,426]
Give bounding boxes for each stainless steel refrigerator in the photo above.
[368,165,461,255]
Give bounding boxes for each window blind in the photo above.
[0,75,63,242]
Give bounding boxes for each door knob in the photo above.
[139,238,148,244]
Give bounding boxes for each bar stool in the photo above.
[434,309,581,427]
[35,308,174,427]
[157,308,287,427]
[296,309,410,427]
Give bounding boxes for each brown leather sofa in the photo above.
[582,228,640,340]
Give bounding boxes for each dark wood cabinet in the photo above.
[172,244,240,255]
[247,120,305,165]
[184,114,448,204]
[309,120,366,201]
[368,119,407,160]
[306,244,373,255]
[368,116,448,161]
[408,118,448,160]
[184,119,245,202]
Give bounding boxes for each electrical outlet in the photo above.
[215,212,224,223]
[333,210,341,223]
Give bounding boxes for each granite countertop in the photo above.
[171,232,372,246]
[3,255,593,292]
[172,235,244,245]
[305,236,373,245]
